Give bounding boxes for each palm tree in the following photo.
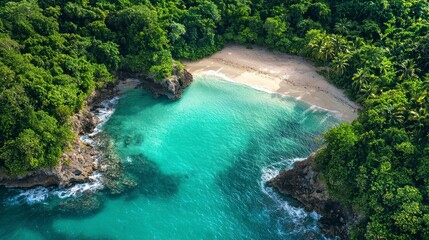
[352,68,372,92]
[334,18,353,35]
[377,58,395,88]
[330,53,350,77]
[389,106,406,125]
[320,38,335,63]
[331,34,350,56]
[409,78,429,136]
[397,59,420,81]
[358,83,377,102]
[308,34,326,62]
[408,108,428,136]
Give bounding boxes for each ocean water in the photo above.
[0,75,339,240]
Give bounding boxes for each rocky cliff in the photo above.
[0,67,193,188]
[118,66,193,100]
[0,86,118,188]
[268,153,357,239]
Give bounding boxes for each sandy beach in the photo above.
[185,45,359,122]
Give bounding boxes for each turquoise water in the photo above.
[0,76,338,239]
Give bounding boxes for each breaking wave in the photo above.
[6,172,103,205]
[6,96,120,206]
[259,157,327,238]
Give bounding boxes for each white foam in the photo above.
[6,187,50,205]
[100,164,109,170]
[199,70,233,82]
[6,172,104,205]
[53,172,104,199]
[259,157,322,226]
[200,70,279,94]
[309,210,320,220]
[6,96,119,206]
[260,167,280,183]
[124,156,133,163]
[198,71,342,121]
[90,96,120,136]
[80,135,96,145]
[80,96,120,145]
[319,114,333,125]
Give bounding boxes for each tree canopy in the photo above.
[1,0,429,238]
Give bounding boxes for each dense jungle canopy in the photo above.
[0,0,429,238]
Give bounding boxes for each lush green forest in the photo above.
[0,0,428,238]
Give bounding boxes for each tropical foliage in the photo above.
[1,0,428,238]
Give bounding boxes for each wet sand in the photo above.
[185,45,359,122]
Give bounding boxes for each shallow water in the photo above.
[0,75,338,239]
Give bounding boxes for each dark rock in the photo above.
[267,153,357,239]
[0,138,99,188]
[0,66,191,189]
[0,84,119,188]
[0,169,61,188]
[118,65,193,100]
[73,169,82,176]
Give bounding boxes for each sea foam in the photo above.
[7,96,120,205]
[259,157,325,237]
[81,96,120,145]
[6,172,104,205]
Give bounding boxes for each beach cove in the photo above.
[185,45,359,122]
[0,45,357,239]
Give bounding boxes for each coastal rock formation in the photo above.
[0,86,118,188]
[268,153,356,239]
[0,67,192,188]
[0,141,98,188]
[124,66,193,100]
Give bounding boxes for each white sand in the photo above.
[184,45,359,122]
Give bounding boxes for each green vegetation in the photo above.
[0,0,428,238]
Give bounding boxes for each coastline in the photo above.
[186,44,359,239]
[185,45,359,122]
[0,84,120,189]
[268,153,357,239]
[0,81,130,189]
[0,68,191,189]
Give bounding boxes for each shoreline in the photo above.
[0,86,116,189]
[185,45,359,122]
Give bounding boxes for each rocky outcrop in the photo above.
[0,67,192,188]
[118,66,193,100]
[268,153,357,239]
[0,64,193,188]
[0,140,98,188]
[159,67,193,100]
[0,85,119,188]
